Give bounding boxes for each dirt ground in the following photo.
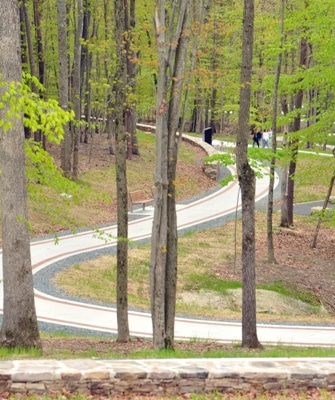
[43,133,335,355]
[218,223,335,315]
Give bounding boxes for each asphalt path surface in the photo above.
[1,163,335,347]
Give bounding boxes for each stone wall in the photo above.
[2,358,335,397]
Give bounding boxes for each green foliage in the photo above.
[205,148,283,185]
[25,140,66,188]
[0,73,74,141]
[0,72,111,234]
[22,82,75,143]
[0,73,86,218]
[205,153,235,166]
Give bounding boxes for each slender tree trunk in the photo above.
[58,0,72,177]
[33,0,45,87]
[236,0,261,349]
[280,128,289,227]
[72,0,84,179]
[151,0,190,350]
[82,3,93,144]
[20,0,43,143]
[114,0,129,342]
[33,0,46,146]
[267,0,285,263]
[287,38,308,226]
[22,0,36,80]
[104,0,115,149]
[151,1,171,350]
[19,3,33,140]
[0,0,41,349]
[125,0,139,158]
[311,160,335,249]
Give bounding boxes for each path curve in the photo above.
[2,139,335,347]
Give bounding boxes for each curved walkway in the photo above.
[1,141,335,346]
[1,134,335,346]
[1,138,335,396]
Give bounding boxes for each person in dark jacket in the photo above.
[251,127,261,147]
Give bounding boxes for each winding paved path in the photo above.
[1,137,335,347]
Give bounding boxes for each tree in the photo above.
[286,37,308,226]
[311,148,335,248]
[114,0,130,342]
[125,0,139,157]
[267,0,285,263]
[150,0,191,350]
[0,0,41,349]
[72,0,84,178]
[57,0,72,177]
[235,0,262,349]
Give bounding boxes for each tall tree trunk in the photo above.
[114,0,129,342]
[236,0,261,349]
[21,0,36,80]
[125,0,139,158]
[287,37,308,226]
[104,0,114,150]
[58,0,72,177]
[151,0,190,350]
[19,3,33,140]
[0,0,41,349]
[33,0,46,146]
[20,0,43,142]
[72,0,84,179]
[280,96,289,227]
[82,2,93,144]
[33,0,45,87]
[267,0,285,263]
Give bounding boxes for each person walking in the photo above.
[251,127,261,147]
[257,130,263,147]
[262,129,269,148]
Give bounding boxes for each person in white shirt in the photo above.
[262,129,269,148]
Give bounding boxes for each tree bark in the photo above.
[114,0,130,342]
[267,0,285,264]
[125,0,139,157]
[236,0,261,349]
[287,37,308,226]
[311,152,335,249]
[58,0,72,177]
[33,0,45,87]
[150,0,190,350]
[72,0,84,179]
[0,0,41,349]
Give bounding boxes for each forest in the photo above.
[18,0,335,148]
[0,0,334,351]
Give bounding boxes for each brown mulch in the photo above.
[41,337,248,358]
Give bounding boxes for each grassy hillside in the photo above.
[27,131,217,236]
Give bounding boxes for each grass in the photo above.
[24,130,208,237]
[47,136,335,330]
[54,211,331,324]
[25,130,335,235]
[2,330,335,360]
[116,344,335,360]
[6,129,333,366]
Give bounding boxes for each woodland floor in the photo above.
[41,133,335,358]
